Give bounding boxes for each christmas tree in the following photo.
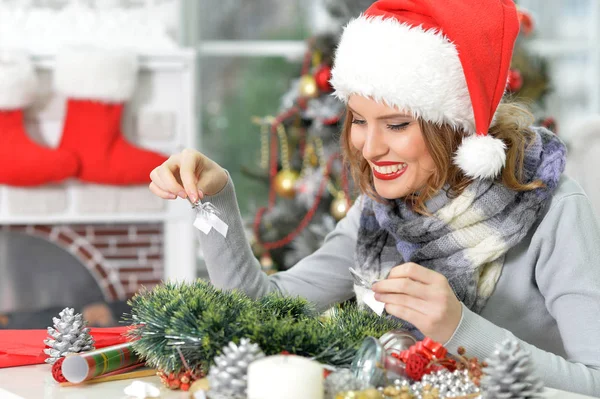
[247,0,373,272]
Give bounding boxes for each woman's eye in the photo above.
[388,122,410,131]
[351,119,366,125]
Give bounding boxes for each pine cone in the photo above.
[43,308,95,364]
[207,339,265,399]
[481,339,543,399]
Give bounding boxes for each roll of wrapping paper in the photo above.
[61,342,143,383]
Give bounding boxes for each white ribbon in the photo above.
[192,202,228,238]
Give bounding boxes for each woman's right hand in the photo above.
[149,148,228,203]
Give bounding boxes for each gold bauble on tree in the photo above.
[304,143,319,167]
[274,169,299,198]
[330,192,350,221]
[260,253,276,275]
[299,74,319,98]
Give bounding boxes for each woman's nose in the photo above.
[362,127,388,160]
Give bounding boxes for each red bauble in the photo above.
[314,65,333,93]
[405,353,429,381]
[51,357,67,383]
[507,68,523,92]
[517,9,534,36]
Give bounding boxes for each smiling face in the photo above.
[348,95,436,200]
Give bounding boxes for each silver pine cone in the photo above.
[481,339,544,399]
[207,338,265,399]
[43,307,95,364]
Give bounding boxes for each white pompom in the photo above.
[454,134,506,180]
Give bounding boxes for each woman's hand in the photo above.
[149,148,228,203]
[372,262,462,343]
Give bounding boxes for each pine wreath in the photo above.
[126,280,402,374]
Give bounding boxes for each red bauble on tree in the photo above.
[507,68,523,92]
[314,64,333,93]
[517,9,534,36]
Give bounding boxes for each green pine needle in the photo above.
[126,280,402,373]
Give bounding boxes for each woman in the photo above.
[149,0,600,394]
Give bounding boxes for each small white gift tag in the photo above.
[362,289,386,316]
[192,201,228,238]
[349,267,385,316]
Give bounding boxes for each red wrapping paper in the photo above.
[0,327,131,368]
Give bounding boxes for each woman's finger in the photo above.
[149,182,176,199]
[155,162,186,198]
[375,293,428,315]
[387,262,441,284]
[180,150,202,202]
[372,277,430,300]
[384,303,427,326]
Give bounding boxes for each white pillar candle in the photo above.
[247,355,324,399]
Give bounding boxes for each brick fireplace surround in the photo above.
[2,223,164,301]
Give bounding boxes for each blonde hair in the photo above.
[341,101,544,215]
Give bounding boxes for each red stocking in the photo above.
[55,49,167,185]
[0,53,78,186]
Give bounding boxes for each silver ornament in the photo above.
[324,368,360,399]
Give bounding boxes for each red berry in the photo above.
[180,383,190,391]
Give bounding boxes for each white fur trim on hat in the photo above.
[330,15,476,134]
[0,52,37,110]
[454,134,506,180]
[55,48,138,102]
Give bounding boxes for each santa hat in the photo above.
[330,0,520,180]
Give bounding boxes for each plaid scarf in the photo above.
[354,127,566,327]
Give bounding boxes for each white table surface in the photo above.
[0,364,190,399]
[0,364,597,399]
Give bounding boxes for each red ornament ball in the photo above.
[507,68,523,92]
[517,9,534,36]
[51,357,67,383]
[314,65,333,93]
[405,352,429,381]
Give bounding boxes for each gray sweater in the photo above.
[199,174,600,396]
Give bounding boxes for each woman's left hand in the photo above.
[372,262,462,343]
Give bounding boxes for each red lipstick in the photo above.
[371,161,407,181]
[372,161,402,166]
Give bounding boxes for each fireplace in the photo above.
[0,52,198,315]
